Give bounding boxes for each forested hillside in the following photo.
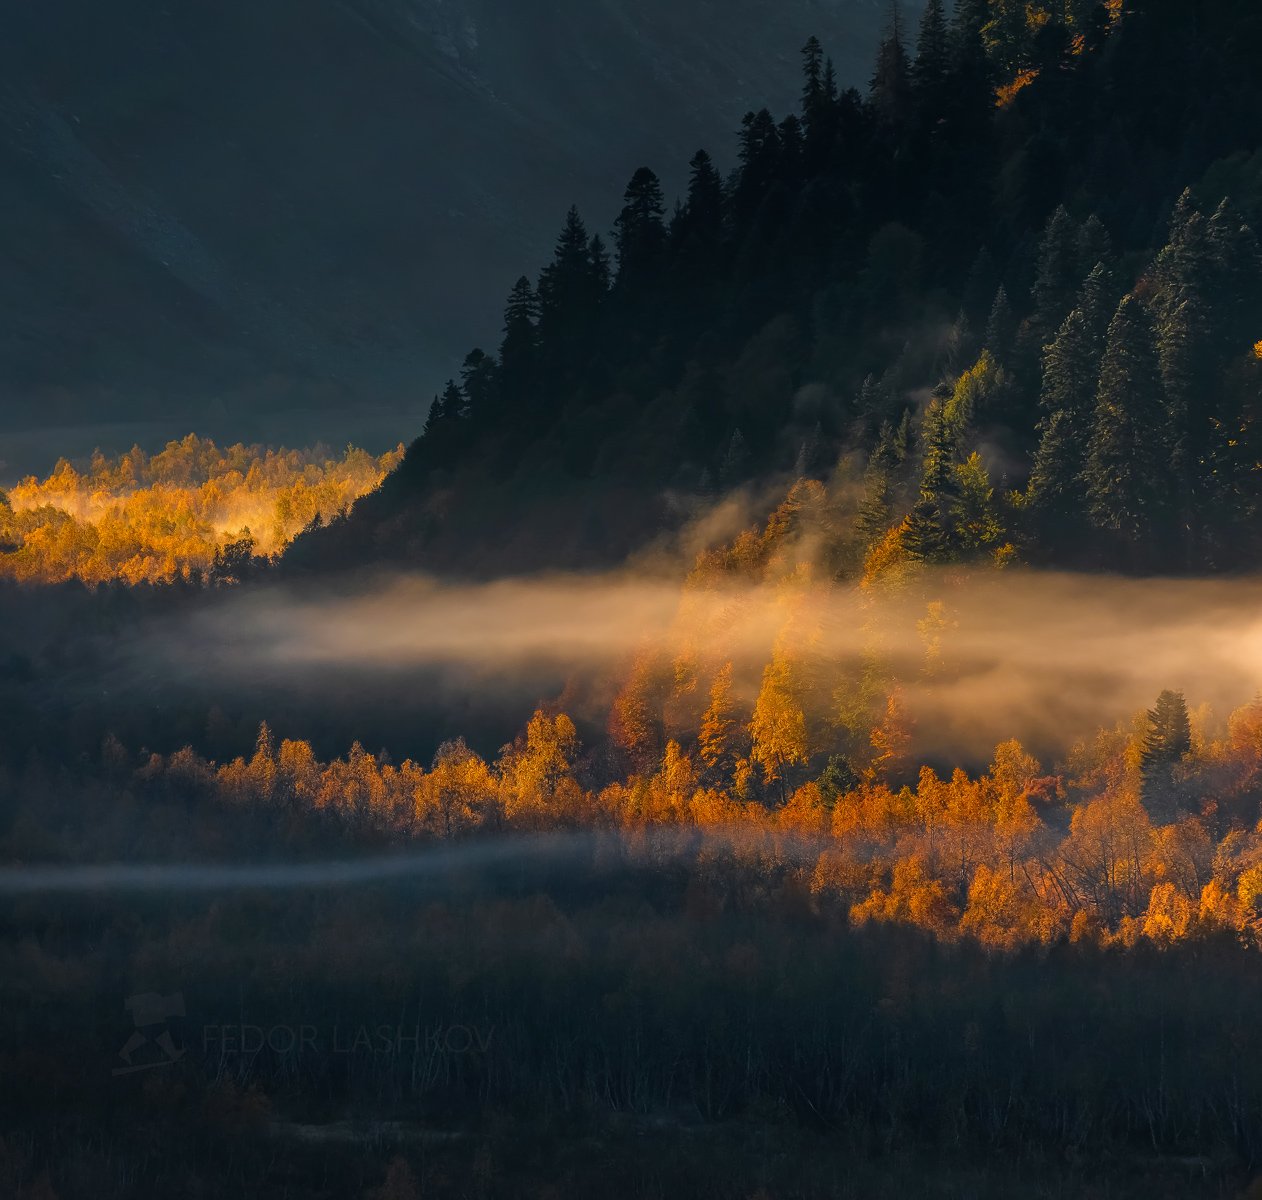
[291,0,1262,575]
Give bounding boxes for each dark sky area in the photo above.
[0,0,884,478]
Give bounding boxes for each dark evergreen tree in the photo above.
[424,379,464,436]
[1140,688,1191,818]
[778,113,805,178]
[459,349,499,423]
[1077,261,1118,350]
[1156,290,1214,564]
[870,5,913,129]
[735,109,782,226]
[423,394,444,438]
[912,0,950,109]
[950,0,989,59]
[1151,191,1210,330]
[1031,206,1084,342]
[800,35,830,151]
[855,417,908,549]
[904,399,961,561]
[984,285,1017,364]
[538,207,602,342]
[680,150,724,245]
[499,275,540,412]
[1206,198,1262,353]
[1075,213,1114,281]
[1026,309,1097,546]
[614,168,667,291]
[1085,295,1170,559]
[439,378,465,421]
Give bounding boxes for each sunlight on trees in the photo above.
[0,436,402,585]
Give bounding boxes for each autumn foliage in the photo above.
[101,680,1262,957]
[0,435,402,585]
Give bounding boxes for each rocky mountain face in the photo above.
[0,0,882,472]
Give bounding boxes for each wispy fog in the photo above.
[153,567,1262,757]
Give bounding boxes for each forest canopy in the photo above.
[0,436,402,586]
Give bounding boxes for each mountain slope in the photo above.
[286,0,1262,577]
[0,0,883,468]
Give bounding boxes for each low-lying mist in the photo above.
[155,566,1262,762]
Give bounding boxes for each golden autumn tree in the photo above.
[698,662,744,784]
[246,722,278,805]
[961,863,1060,950]
[637,740,697,826]
[421,739,496,837]
[778,781,830,837]
[985,739,1045,880]
[277,738,321,809]
[749,649,809,797]
[867,688,912,784]
[1060,790,1155,924]
[609,648,668,772]
[851,856,958,938]
[502,710,582,827]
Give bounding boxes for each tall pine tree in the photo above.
[1085,295,1170,560]
[1026,308,1098,548]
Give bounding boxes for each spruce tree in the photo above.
[984,285,1016,364]
[538,207,602,343]
[801,36,827,132]
[499,276,540,412]
[855,419,906,549]
[459,349,499,424]
[1206,198,1262,354]
[439,378,465,422]
[1077,261,1117,351]
[1031,206,1083,342]
[536,207,605,393]
[1085,295,1171,559]
[589,234,612,295]
[905,399,961,562]
[424,379,465,437]
[614,168,667,291]
[1140,688,1191,818]
[1027,308,1097,543]
[672,151,725,290]
[912,0,950,106]
[1075,213,1113,280]
[950,0,989,58]
[952,452,1001,553]
[736,110,782,224]
[778,113,804,176]
[870,5,913,129]
[1156,290,1213,563]
[683,150,723,241]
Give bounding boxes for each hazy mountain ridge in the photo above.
[0,0,883,470]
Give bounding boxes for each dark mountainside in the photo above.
[286,0,1262,577]
[0,0,883,470]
